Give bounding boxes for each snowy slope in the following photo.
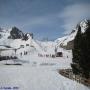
[36,40,56,54]
[0,27,54,56]
[0,54,89,90]
[55,19,89,48]
[0,28,11,45]
[0,20,90,90]
[55,30,77,47]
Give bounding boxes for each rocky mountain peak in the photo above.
[8,27,24,39]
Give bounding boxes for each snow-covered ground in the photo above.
[0,53,89,90]
[0,21,90,90]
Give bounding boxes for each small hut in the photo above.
[56,52,63,57]
[55,47,63,57]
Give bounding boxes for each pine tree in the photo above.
[71,25,82,74]
[71,20,90,79]
[80,21,90,78]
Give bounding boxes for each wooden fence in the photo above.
[59,69,90,87]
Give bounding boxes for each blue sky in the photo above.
[0,0,90,40]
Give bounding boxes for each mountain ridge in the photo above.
[55,19,90,49]
[0,19,90,51]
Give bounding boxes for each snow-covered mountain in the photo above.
[55,30,77,49]
[0,19,90,56]
[0,27,46,56]
[0,27,31,47]
[55,19,90,50]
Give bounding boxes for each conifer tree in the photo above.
[71,20,90,79]
[71,25,82,74]
[80,21,90,78]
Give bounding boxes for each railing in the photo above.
[59,69,90,87]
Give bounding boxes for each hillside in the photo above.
[0,19,90,56]
[0,27,45,56]
[55,19,90,50]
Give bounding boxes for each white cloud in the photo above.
[59,3,90,34]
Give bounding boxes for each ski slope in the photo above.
[0,53,89,90]
[0,19,90,90]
